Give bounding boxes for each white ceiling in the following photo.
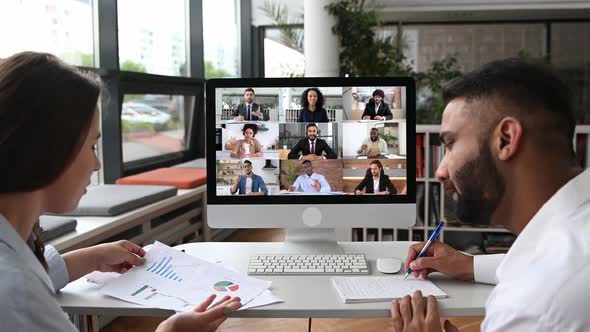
[251,0,590,27]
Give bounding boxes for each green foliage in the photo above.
[260,0,304,52]
[325,0,462,124]
[379,133,398,145]
[58,51,94,67]
[121,120,154,134]
[205,60,233,79]
[281,161,301,186]
[222,96,237,109]
[326,0,413,77]
[78,53,93,67]
[121,60,147,73]
[415,57,462,124]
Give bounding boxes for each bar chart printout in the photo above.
[102,242,272,312]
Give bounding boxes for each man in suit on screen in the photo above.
[355,160,397,195]
[288,123,337,160]
[232,88,267,121]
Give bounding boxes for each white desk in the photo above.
[57,241,492,319]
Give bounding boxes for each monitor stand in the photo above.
[280,228,344,254]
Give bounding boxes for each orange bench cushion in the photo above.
[116,167,207,189]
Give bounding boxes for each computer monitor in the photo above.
[206,78,416,252]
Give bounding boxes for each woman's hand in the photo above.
[91,240,146,273]
[63,240,146,281]
[157,294,242,332]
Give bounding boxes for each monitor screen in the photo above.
[121,93,195,163]
[206,77,415,206]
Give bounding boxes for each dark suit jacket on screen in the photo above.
[232,103,268,121]
[355,173,397,194]
[287,138,337,159]
[361,101,392,120]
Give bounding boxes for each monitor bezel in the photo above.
[206,77,416,205]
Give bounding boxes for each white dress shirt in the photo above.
[473,169,590,331]
[245,175,252,194]
[243,142,251,155]
[0,214,76,331]
[373,177,381,193]
[292,173,331,193]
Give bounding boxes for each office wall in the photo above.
[342,123,371,157]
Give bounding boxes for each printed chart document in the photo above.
[101,242,271,312]
[332,276,447,303]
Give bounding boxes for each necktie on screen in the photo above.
[247,105,251,120]
[311,141,315,154]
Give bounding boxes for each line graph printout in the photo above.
[102,242,271,312]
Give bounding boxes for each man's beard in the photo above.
[370,136,378,142]
[451,144,505,226]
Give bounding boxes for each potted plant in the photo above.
[379,133,399,153]
[280,161,301,190]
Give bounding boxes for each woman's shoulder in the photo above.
[0,250,50,304]
[0,258,76,330]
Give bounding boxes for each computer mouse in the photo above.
[376,257,402,274]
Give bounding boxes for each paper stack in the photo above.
[90,242,282,311]
[331,276,447,303]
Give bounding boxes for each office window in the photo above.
[403,23,545,72]
[264,27,305,77]
[0,0,94,66]
[203,0,240,78]
[551,22,590,124]
[121,94,194,163]
[118,0,187,76]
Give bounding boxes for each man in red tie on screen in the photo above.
[288,123,337,160]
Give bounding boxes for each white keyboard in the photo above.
[248,254,369,275]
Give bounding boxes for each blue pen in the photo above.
[404,221,445,280]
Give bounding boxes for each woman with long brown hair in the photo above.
[0,52,240,331]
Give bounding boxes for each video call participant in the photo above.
[230,160,268,196]
[288,123,337,160]
[298,87,330,123]
[230,123,264,159]
[232,88,266,121]
[289,160,331,193]
[355,160,397,195]
[358,128,388,158]
[361,89,393,120]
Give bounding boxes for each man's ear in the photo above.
[494,117,523,161]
